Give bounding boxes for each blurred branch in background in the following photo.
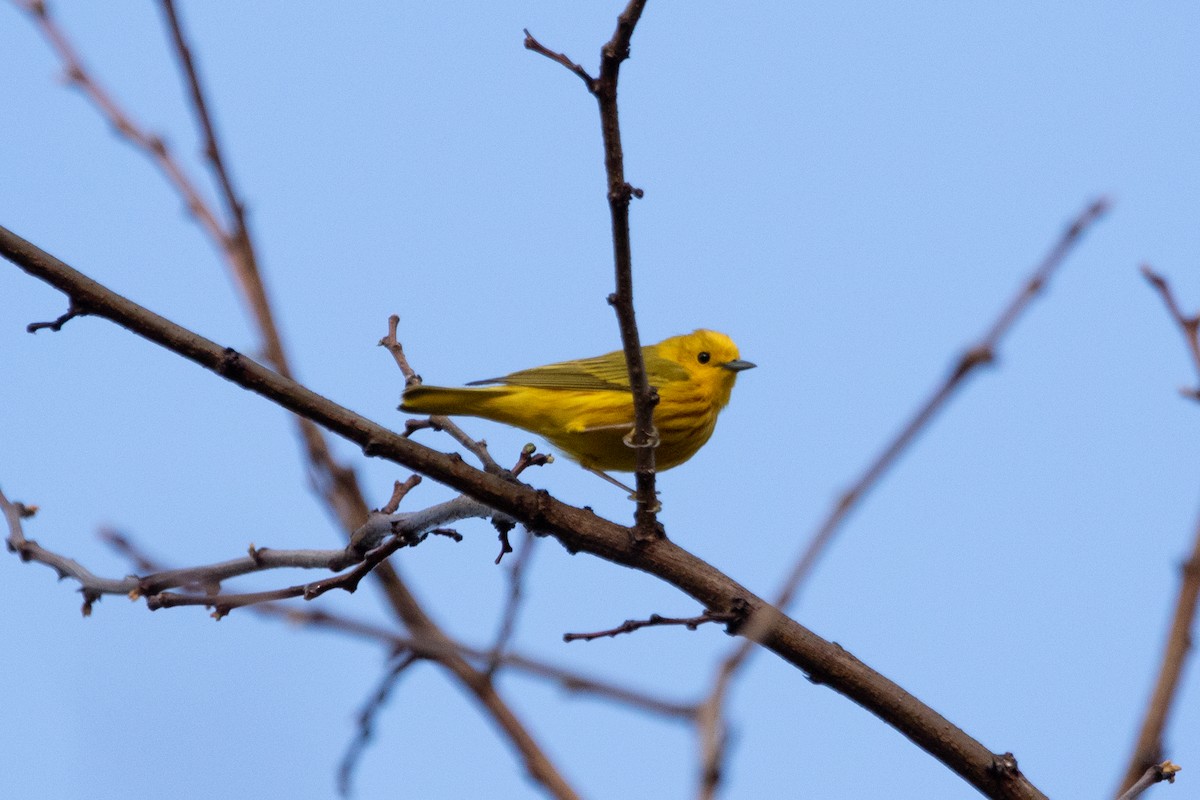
[1114,268,1200,795]
[101,522,698,719]
[1141,267,1200,398]
[487,528,539,674]
[695,197,1110,799]
[9,2,586,797]
[99,524,696,797]
[1117,761,1181,800]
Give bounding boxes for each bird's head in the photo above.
[658,329,755,408]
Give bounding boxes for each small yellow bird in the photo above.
[400,329,754,480]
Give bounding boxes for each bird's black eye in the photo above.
[697,351,711,364]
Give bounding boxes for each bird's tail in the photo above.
[400,384,505,417]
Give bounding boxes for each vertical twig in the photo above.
[592,1,657,535]
[154,0,368,535]
[525,0,659,535]
[1115,267,1200,794]
[487,529,538,676]
[337,652,420,797]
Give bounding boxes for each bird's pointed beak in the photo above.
[721,359,756,372]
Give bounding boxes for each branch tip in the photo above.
[27,304,87,333]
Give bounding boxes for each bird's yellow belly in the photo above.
[482,386,718,472]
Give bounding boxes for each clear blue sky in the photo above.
[3,2,1199,798]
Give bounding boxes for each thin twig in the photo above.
[564,610,737,643]
[99,528,158,573]
[695,197,1109,798]
[155,0,293,379]
[1116,761,1181,800]
[158,0,246,243]
[6,489,481,616]
[338,652,421,797]
[1116,499,1200,796]
[525,0,660,535]
[13,0,229,254]
[522,29,595,89]
[379,313,422,388]
[1116,269,1200,794]
[493,445,553,564]
[695,690,728,800]
[134,538,401,596]
[3,486,127,616]
[385,315,508,476]
[26,302,87,333]
[380,475,422,515]
[772,197,1110,617]
[148,528,464,618]
[273,605,702,721]
[1141,266,1200,400]
[487,529,538,676]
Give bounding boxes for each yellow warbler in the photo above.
[400,329,755,474]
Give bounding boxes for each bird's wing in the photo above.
[467,346,688,390]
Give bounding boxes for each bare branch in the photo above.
[104,531,697,721]
[511,442,555,477]
[13,0,230,253]
[523,28,595,89]
[380,475,422,515]
[271,603,702,721]
[386,315,511,476]
[1116,507,1200,794]
[153,0,300,386]
[564,610,738,643]
[147,526,465,618]
[338,652,421,797]
[157,0,247,245]
[26,302,87,333]
[487,528,538,675]
[379,313,423,388]
[18,0,377,542]
[5,488,484,617]
[1141,265,1200,400]
[695,689,728,800]
[771,197,1110,617]
[4,486,133,616]
[525,0,660,535]
[1116,268,1200,794]
[1116,761,1181,800]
